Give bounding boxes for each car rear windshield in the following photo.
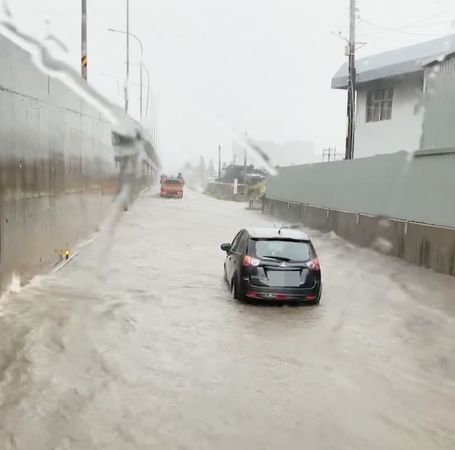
[249,239,312,262]
[164,179,182,185]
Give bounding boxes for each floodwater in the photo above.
[0,190,454,450]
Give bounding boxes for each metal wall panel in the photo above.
[421,56,455,150]
[266,150,455,229]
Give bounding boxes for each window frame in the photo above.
[365,87,394,123]
[230,230,244,254]
[237,232,249,255]
[249,238,314,262]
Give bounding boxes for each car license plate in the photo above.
[267,271,300,287]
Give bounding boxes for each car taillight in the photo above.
[243,256,260,267]
[307,258,320,271]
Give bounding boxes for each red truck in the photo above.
[160,176,184,198]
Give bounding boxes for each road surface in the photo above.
[0,189,454,450]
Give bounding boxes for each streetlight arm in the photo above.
[100,72,120,98]
[108,28,143,58]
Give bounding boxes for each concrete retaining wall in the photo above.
[263,198,455,276]
[0,35,158,289]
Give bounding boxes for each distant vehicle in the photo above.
[221,227,321,305]
[160,176,184,198]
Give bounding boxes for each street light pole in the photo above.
[124,62,150,117]
[218,145,221,180]
[81,0,87,80]
[143,64,150,117]
[100,72,120,99]
[108,27,144,119]
[125,0,130,113]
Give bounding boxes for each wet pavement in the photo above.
[0,189,454,450]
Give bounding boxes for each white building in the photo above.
[332,34,455,158]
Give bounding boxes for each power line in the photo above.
[410,19,455,28]
[359,18,445,37]
[358,5,455,38]
[359,19,455,37]
[402,5,455,28]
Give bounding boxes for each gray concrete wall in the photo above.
[266,150,455,229]
[263,199,455,276]
[0,35,157,289]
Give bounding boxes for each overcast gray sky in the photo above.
[6,0,455,170]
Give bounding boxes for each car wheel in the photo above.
[231,277,243,301]
[230,279,237,299]
[314,286,322,305]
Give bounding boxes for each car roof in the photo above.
[245,227,310,241]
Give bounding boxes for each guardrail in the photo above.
[263,198,455,276]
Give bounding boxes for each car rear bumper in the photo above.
[240,278,321,302]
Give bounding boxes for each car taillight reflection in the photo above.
[307,258,320,271]
[243,256,260,267]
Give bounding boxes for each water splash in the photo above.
[0,273,21,302]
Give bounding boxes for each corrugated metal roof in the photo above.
[332,34,455,89]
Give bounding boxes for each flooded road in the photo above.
[1,189,454,450]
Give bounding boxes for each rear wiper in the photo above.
[262,255,291,262]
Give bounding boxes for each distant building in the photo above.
[220,163,267,185]
[232,139,316,168]
[332,34,455,158]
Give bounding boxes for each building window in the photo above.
[366,88,393,122]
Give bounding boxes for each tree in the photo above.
[207,159,216,178]
[198,156,207,174]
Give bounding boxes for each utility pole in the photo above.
[81,0,87,80]
[243,150,247,183]
[243,131,248,183]
[125,0,130,113]
[218,145,221,180]
[345,0,356,160]
[323,147,337,162]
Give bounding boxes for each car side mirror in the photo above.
[221,243,231,252]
